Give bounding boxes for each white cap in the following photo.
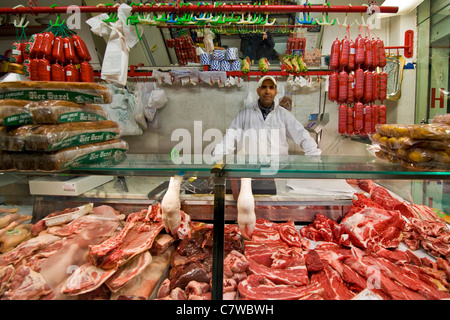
[257,75,277,88]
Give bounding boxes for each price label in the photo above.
[63,182,76,192]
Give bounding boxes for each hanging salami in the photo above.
[338,105,347,134]
[338,70,349,103]
[328,72,339,102]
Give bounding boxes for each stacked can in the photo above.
[210,60,221,71]
[221,60,231,71]
[208,47,240,71]
[226,47,240,71]
[213,49,226,61]
[226,48,238,61]
[200,52,211,66]
[209,49,225,71]
[230,60,242,71]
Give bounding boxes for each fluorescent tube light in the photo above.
[378,0,424,18]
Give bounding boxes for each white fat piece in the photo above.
[237,178,256,238]
[161,175,183,235]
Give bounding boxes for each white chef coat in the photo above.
[214,101,321,156]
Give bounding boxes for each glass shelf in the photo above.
[58,154,450,180]
[1,154,448,179]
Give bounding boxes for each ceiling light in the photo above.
[378,0,424,18]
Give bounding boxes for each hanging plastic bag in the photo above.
[145,84,167,129]
[243,81,256,109]
[87,4,142,86]
[203,28,215,52]
[148,86,168,110]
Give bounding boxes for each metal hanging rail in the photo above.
[0,4,399,15]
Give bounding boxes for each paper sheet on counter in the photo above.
[286,179,356,199]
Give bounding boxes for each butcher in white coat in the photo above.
[214,76,321,237]
[213,75,321,158]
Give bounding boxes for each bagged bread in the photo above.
[37,139,128,171]
[432,114,450,125]
[0,125,30,151]
[376,123,450,141]
[371,132,449,151]
[23,120,120,151]
[0,81,113,104]
[2,139,128,171]
[0,99,32,126]
[29,100,107,124]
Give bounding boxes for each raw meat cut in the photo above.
[247,253,308,286]
[47,205,121,238]
[224,250,250,275]
[300,214,349,246]
[340,206,405,249]
[240,219,311,298]
[0,234,61,267]
[238,274,323,300]
[61,262,117,295]
[305,249,325,272]
[342,256,426,300]
[0,265,14,296]
[310,264,355,300]
[355,179,401,210]
[279,223,310,249]
[396,201,450,261]
[105,250,152,292]
[2,265,52,300]
[244,241,288,267]
[185,280,210,297]
[111,246,173,300]
[158,224,245,300]
[88,205,164,269]
[363,255,450,300]
[150,233,174,255]
[370,186,402,210]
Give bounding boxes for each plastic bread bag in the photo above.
[38,139,128,171]
[22,121,120,151]
[133,82,151,130]
[374,148,450,171]
[0,100,32,126]
[0,81,113,104]
[29,100,107,124]
[3,139,128,171]
[0,125,34,151]
[432,113,450,125]
[370,132,449,151]
[369,143,450,171]
[376,123,450,141]
[145,86,166,129]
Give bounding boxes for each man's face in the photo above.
[257,79,277,108]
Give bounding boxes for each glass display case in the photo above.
[1,154,447,300]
